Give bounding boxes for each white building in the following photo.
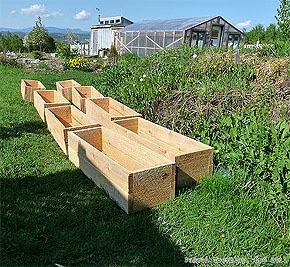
[90,16,133,57]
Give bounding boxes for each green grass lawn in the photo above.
[1,63,289,266]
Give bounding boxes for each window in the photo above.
[110,20,115,24]
[105,21,109,24]
[211,26,223,47]
[228,34,240,48]
[116,19,121,23]
[190,31,205,48]
[100,21,104,25]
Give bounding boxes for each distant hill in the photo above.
[0,27,90,34]
[0,27,90,42]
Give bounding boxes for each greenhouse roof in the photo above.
[120,16,216,31]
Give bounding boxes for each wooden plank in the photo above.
[114,117,213,185]
[56,80,81,100]
[85,97,141,124]
[72,86,103,113]
[34,90,70,122]
[105,121,171,160]
[21,79,46,102]
[68,146,130,213]
[67,126,176,213]
[102,127,170,168]
[68,129,130,192]
[131,163,175,213]
[45,106,100,154]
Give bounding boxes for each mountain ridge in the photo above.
[0,27,90,34]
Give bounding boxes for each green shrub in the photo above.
[56,41,78,59]
[108,44,118,63]
[31,50,43,59]
[0,54,22,68]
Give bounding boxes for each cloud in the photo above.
[21,4,46,15]
[10,10,16,15]
[43,11,63,18]
[20,4,63,18]
[74,10,90,20]
[236,20,252,28]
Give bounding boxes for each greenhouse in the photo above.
[114,16,245,56]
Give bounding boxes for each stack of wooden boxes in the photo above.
[22,79,213,214]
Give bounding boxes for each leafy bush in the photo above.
[56,41,78,59]
[31,50,43,59]
[63,57,91,71]
[108,44,118,63]
[0,54,22,68]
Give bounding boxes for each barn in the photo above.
[114,16,245,57]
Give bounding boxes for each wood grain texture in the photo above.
[34,90,70,122]
[21,79,46,102]
[45,105,100,154]
[68,146,131,213]
[85,97,142,125]
[72,86,104,113]
[114,117,213,186]
[67,126,175,214]
[56,80,81,100]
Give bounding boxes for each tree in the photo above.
[10,34,24,52]
[67,30,78,45]
[23,17,56,52]
[264,24,279,42]
[275,0,290,39]
[245,24,265,43]
[31,16,49,51]
[46,35,56,52]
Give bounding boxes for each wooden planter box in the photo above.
[72,86,103,113]
[56,80,81,100]
[21,79,46,102]
[85,97,141,125]
[110,118,213,187]
[68,127,175,214]
[34,90,70,122]
[45,105,100,154]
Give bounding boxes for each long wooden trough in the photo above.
[72,86,103,113]
[21,79,46,102]
[86,97,142,124]
[34,90,70,122]
[109,118,213,186]
[68,127,175,214]
[45,105,100,154]
[56,80,81,100]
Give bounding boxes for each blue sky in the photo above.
[0,0,280,31]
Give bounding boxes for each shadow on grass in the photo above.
[0,121,47,140]
[1,168,186,266]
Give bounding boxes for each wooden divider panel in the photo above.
[72,86,103,112]
[34,90,70,122]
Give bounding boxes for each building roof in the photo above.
[120,16,216,31]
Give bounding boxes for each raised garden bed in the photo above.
[72,86,103,113]
[21,79,46,102]
[34,90,70,122]
[86,97,141,124]
[45,105,100,154]
[68,127,175,214]
[111,117,213,187]
[56,80,81,100]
